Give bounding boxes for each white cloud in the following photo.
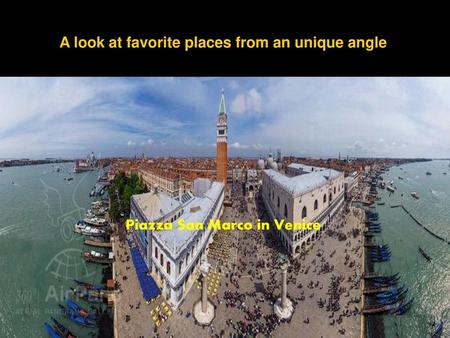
[230,142,250,149]
[127,140,136,146]
[231,88,262,114]
[147,138,154,145]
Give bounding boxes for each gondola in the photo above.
[371,252,391,258]
[419,247,432,262]
[59,305,97,328]
[391,298,413,315]
[65,299,98,320]
[376,289,408,305]
[45,322,62,338]
[375,286,406,300]
[431,320,443,338]
[371,276,400,286]
[51,317,77,338]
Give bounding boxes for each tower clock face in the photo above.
[219,116,226,124]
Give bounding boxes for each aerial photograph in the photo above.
[0,77,449,338]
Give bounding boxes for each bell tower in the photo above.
[216,90,228,188]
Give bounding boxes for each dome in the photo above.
[257,157,265,170]
[270,160,278,170]
[267,153,274,165]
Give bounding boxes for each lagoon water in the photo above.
[374,161,450,337]
[0,163,103,337]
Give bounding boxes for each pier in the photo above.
[363,272,385,279]
[85,239,112,248]
[362,302,398,315]
[363,285,397,295]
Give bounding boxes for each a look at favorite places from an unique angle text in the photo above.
[0,77,449,338]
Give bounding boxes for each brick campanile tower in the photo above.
[216,90,228,188]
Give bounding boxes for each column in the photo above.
[201,270,208,313]
[281,264,287,309]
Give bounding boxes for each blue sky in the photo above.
[1,77,450,159]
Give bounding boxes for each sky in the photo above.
[0,77,449,159]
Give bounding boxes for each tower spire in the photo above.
[219,89,226,115]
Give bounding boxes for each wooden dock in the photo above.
[363,285,396,295]
[362,302,399,314]
[363,272,384,279]
[84,239,112,248]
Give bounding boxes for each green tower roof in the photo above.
[219,89,226,115]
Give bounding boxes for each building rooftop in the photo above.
[287,163,327,173]
[132,192,181,221]
[133,181,224,256]
[265,168,342,197]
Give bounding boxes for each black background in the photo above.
[0,11,447,76]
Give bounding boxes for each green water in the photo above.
[373,161,450,338]
[0,163,104,337]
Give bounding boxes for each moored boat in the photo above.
[65,299,98,320]
[74,221,105,237]
[83,250,113,264]
[411,192,419,199]
[59,304,97,328]
[83,217,107,227]
[431,320,444,338]
[51,317,77,338]
[45,322,62,338]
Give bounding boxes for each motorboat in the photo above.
[83,217,107,227]
[74,221,105,236]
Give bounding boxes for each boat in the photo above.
[83,250,113,264]
[376,289,408,305]
[74,221,105,237]
[73,279,105,290]
[65,299,98,320]
[83,217,107,227]
[390,180,394,185]
[391,298,413,315]
[368,221,381,225]
[365,272,399,281]
[375,286,406,299]
[377,202,385,205]
[419,247,432,262]
[51,317,77,338]
[443,172,447,175]
[45,322,62,338]
[398,176,403,180]
[411,192,419,199]
[431,320,444,338]
[387,186,395,192]
[59,304,97,328]
[84,238,112,248]
[426,171,432,176]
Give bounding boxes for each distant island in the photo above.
[0,158,73,168]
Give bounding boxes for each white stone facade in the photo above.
[130,180,224,308]
[261,166,345,257]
